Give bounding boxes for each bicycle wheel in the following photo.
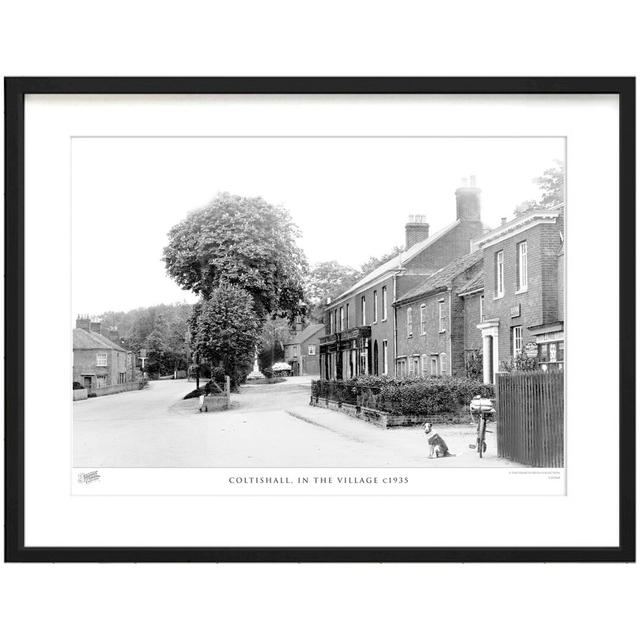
[478,418,486,459]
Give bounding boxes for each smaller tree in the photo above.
[189,285,262,388]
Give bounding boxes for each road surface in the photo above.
[73,377,517,468]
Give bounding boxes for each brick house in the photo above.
[472,206,565,383]
[393,251,483,378]
[456,271,485,376]
[73,317,131,389]
[283,323,325,376]
[319,179,485,380]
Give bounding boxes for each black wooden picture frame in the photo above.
[4,77,635,562]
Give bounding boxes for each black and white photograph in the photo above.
[5,78,632,562]
[71,136,565,472]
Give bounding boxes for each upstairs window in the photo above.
[438,300,446,333]
[517,241,528,291]
[420,304,427,335]
[308,344,316,356]
[345,303,350,329]
[381,286,388,321]
[480,295,484,322]
[407,307,413,337]
[361,296,366,325]
[96,352,108,367]
[373,290,378,323]
[340,306,345,331]
[495,250,504,297]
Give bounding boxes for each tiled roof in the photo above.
[457,271,484,296]
[284,323,325,345]
[73,328,126,351]
[395,251,482,304]
[329,220,460,304]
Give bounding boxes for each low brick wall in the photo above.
[309,395,471,429]
[73,388,88,401]
[88,381,140,398]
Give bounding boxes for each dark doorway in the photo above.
[373,340,379,375]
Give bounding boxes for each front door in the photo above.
[83,376,92,389]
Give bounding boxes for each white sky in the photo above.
[72,136,564,316]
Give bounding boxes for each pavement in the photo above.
[73,377,518,468]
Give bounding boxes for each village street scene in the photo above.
[72,137,564,470]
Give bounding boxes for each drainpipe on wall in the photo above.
[448,288,453,376]
[393,273,398,376]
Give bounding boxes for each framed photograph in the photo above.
[5,77,635,562]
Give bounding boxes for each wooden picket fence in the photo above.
[496,370,564,467]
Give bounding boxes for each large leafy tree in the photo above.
[513,160,565,215]
[189,285,262,387]
[534,160,565,208]
[163,192,308,323]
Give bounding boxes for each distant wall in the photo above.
[88,381,140,397]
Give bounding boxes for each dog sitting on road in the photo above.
[424,423,454,458]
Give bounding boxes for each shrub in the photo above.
[501,352,538,372]
[138,379,150,390]
[73,381,84,390]
[313,376,494,416]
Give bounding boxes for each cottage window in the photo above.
[373,290,378,323]
[381,286,388,321]
[96,375,107,388]
[495,250,504,297]
[340,306,345,331]
[382,340,388,375]
[346,303,350,329]
[420,354,428,376]
[420,304,427,335]
[438,300,446,333]
[308,344,316,356]
[512,326,523,357]
[408,357,415,376]
[430,356,439,376]
[293,345,299,356]
[479,295,484,322]
[517,241,528,291]
[334,310,338,333]
[96,352,108,367]
[118,372,126,384]
[361,296,366,325]
[407,307,413,337]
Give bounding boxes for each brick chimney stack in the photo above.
[455,175,481,222]
[405,215,430,249]
[76,315,91,331]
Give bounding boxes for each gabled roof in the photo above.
[395,251,482,305]
[457,272,484,296]
[471,206,563,251]
[328,220,460,305]
[73,328,126,351]
[284,323,325,346]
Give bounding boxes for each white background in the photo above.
[1,2,638,640]
[28,94,599,545]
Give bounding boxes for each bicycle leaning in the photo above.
[468,394,495,458]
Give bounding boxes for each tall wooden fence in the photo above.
[496,370,564,467]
